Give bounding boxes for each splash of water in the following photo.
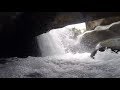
[37,29,66,57]
[37,23,86,57]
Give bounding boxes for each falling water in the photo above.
[37,23,86,57]
[37,29,66,57]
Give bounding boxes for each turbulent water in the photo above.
[37,27,79,57]
[0,49,120,78]
[37,30,66,57]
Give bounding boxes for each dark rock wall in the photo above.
[15,12,120,36]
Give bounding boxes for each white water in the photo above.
[37,30,66,57]
[37,21,120,57]
[0,49,120,78]
[37,24,84,57]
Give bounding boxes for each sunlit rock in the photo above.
[90,38,120,59]
[76,21,120,53]
[86,16,120,30]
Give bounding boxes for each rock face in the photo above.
[75,21,120,53]
[86,18,104,30]
[16,12,120,36]
[90,38,120,59]
[86,16,120,30]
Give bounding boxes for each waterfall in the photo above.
[37,28,66,57]
[37,23,86,57]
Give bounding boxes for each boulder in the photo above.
[76,21,120,53]
[90,38,120,59]
[86,16,120,30]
